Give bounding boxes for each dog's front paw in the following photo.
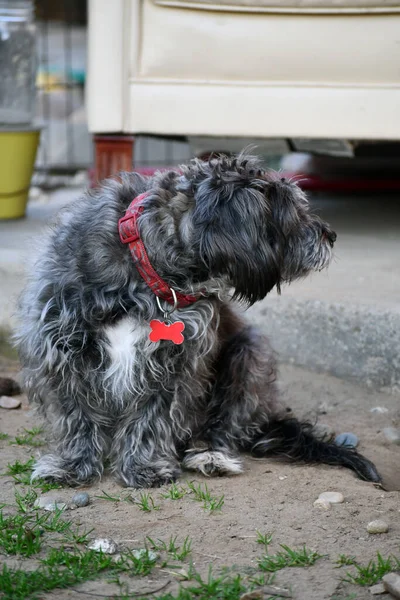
[32,454,102,486]
[182,450,243,476]
[117,463,181,488]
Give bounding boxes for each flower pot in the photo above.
[0,126,40,219]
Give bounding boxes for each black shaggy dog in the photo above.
[15,154,380,487]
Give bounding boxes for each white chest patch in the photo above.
[102,317,149,400]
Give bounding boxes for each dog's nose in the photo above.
[322,229,337,246]
[328,230,337,244]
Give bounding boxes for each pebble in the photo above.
[318,491,344,504]
[369,583,386,595]
[313,498,331,510]
[72,492,90,507]
[370,406,389,414]
[313,423,334,439]
[132,548,158,561]
[383,427,400,445]
[34,495,67,511]
[383,573,400,598]
[88,538,118,554]
[317,401,332,415]
[367,520,389,534]
[0,396,21,409]
[0,377,21,396]
[335,432,359,448]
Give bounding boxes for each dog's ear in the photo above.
[190,168,283,304]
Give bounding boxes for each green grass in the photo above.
[0,431,10,440]
[0,484,158,600]
[5,457,35,477]
[14,488,38,513]
[160,482,187,500]
[133,491,160,512]
[95,490,122,502]
[155,568,246,600]
[0,511,43,557]
[147,535,192,561]
[0,503,76,558]
[256,531,273,550]
[343,552,400,586]
[258,543,323,573]
[0,546,158,600]
[187,481,225,512]
[12,427,45,448]
[335,554,357,567]
[4,457,62,493]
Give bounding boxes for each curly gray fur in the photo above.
[14,153,380,487]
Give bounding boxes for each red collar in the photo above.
[118,193,199,308]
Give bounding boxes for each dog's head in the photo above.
[173,153,336,304]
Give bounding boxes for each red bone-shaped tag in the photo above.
[149,320,185,345]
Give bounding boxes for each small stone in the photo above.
[0,396,21,409]
[34,495,67,511]
[0,377,21,396]
[367,520,389,534]
[72,492,90,507]
[318,491,344,504]
[335,432,359,448]
[370,406,389,414]
[278,476,287,481]
[88,538,118,554]
[317,401,331,415]
[132,548,158,561]
[369,583,386,595]
[313,498,331,510]
[383,427,400,445]
[383,573,400,598]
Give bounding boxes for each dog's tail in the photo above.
[250,418,380,483]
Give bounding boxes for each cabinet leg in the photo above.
[93,134,135,183]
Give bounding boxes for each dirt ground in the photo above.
[1,353,399,600]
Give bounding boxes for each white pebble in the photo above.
[367,520,389,534]
[383,573,400,598]
[318,492,344,504]
[370,406,389,414]
[313,498,331,510]
[0,396,21,409]
[72,492,90,507]
[313,423,334,439]
[383,427,400,445]
[369,583,386,595]
[132,548,158,561]
[88,538,118,554]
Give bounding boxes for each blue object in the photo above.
[335,432,359,448]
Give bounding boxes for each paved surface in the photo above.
[0,188,399,392]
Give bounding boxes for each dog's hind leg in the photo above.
[183,323,275,477]
[183,318,381,483]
